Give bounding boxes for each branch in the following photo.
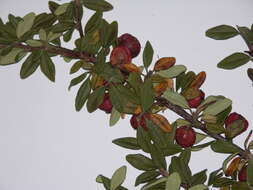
[155,97,247,154]
[0,43,96,63]
[75,0,84,38]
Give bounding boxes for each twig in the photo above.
[75,0,84,38]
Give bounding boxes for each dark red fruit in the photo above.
[187,90,205,108]
[175,126,196,148]
[110,46,132,66]
[130,114,147,130]
[99,93,113,113]
[225,112,248,136]
[238,165,247,182]
[118,33,141,58]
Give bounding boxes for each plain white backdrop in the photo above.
[0,0,253,189]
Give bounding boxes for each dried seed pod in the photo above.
[122,63,140,73]
[154,81,168,96]
[225,157,241,176]
[149,114,172,133]
[165,79,174,89]
[154,57,176,71]
[190,71,206,89]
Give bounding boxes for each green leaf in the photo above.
[165,172,181,190]
[208,168,222,186]
[85,11,103,34]
[112,137,140,150]
[203,98,232,116]
[126,154,156,171]
[190,170,207,186]
[54,3,69,16]
[141,177,167,190]
[217,53,250,70]
[63,28,74,42]
[39,29,47,41]
[232,182,251,190]
[26,40,43,47]
[75,78,91,111]
[247,157,253,187]
[109,108,121,127]
[247,68,253,82]
[70,61,83,74]
[212,177,236,187]
[82,0,113,12]
[68,73,88,91]
[169,156,192,184]
[135,171,160,186]
[20,51,41,79]
[16,12,36,38]
[149,143,167,170]
[86,86,105,113]
[206,25,239,40]
[249,141,253,150]
[0,48,23,65]
[189,184,208,190]
[237,26,253,49]
[40,51,56,82]
[47,32,62,42]
[211,140,241,154]
[162,90,189,109]
[110,166,127,190]
[191,141,214,152]
[143,41,154,70]
[195,133,208,145]
[104,21,118,47]
[140,79,154,112]
[137,127,152,153]
[157,65,187,78]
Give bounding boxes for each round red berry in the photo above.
[175,126,196,148]
[118,33,141,58]
[110,46,132,66]
[99,93,113,113]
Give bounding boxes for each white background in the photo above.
[0,0,253,189]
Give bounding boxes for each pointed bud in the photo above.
[225,112,249,138]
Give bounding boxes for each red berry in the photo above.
[187,90,205,108]
[110,46,132,66]
[118,33,141,58]
[99,93,113,113]
[130,114,147,130]
[238,166,247,182]
[225,112,248,134]
[175,126,196,148]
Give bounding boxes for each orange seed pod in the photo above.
[190,71,206,89]
[154,57,176,71]
[225,157,242,177]
[122,63,140,73]
[149,114,172,133]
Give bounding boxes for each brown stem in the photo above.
[0,43,96,63]
[155,97,246,153]
[74,0,84,38]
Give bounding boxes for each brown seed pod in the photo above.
[154,81,168,96]
[190,71,206,89]
[154,57,176,71]
[122,63,140,73]
[154,79,173,96]
[149,114,172,133]
[225,157,241,176]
